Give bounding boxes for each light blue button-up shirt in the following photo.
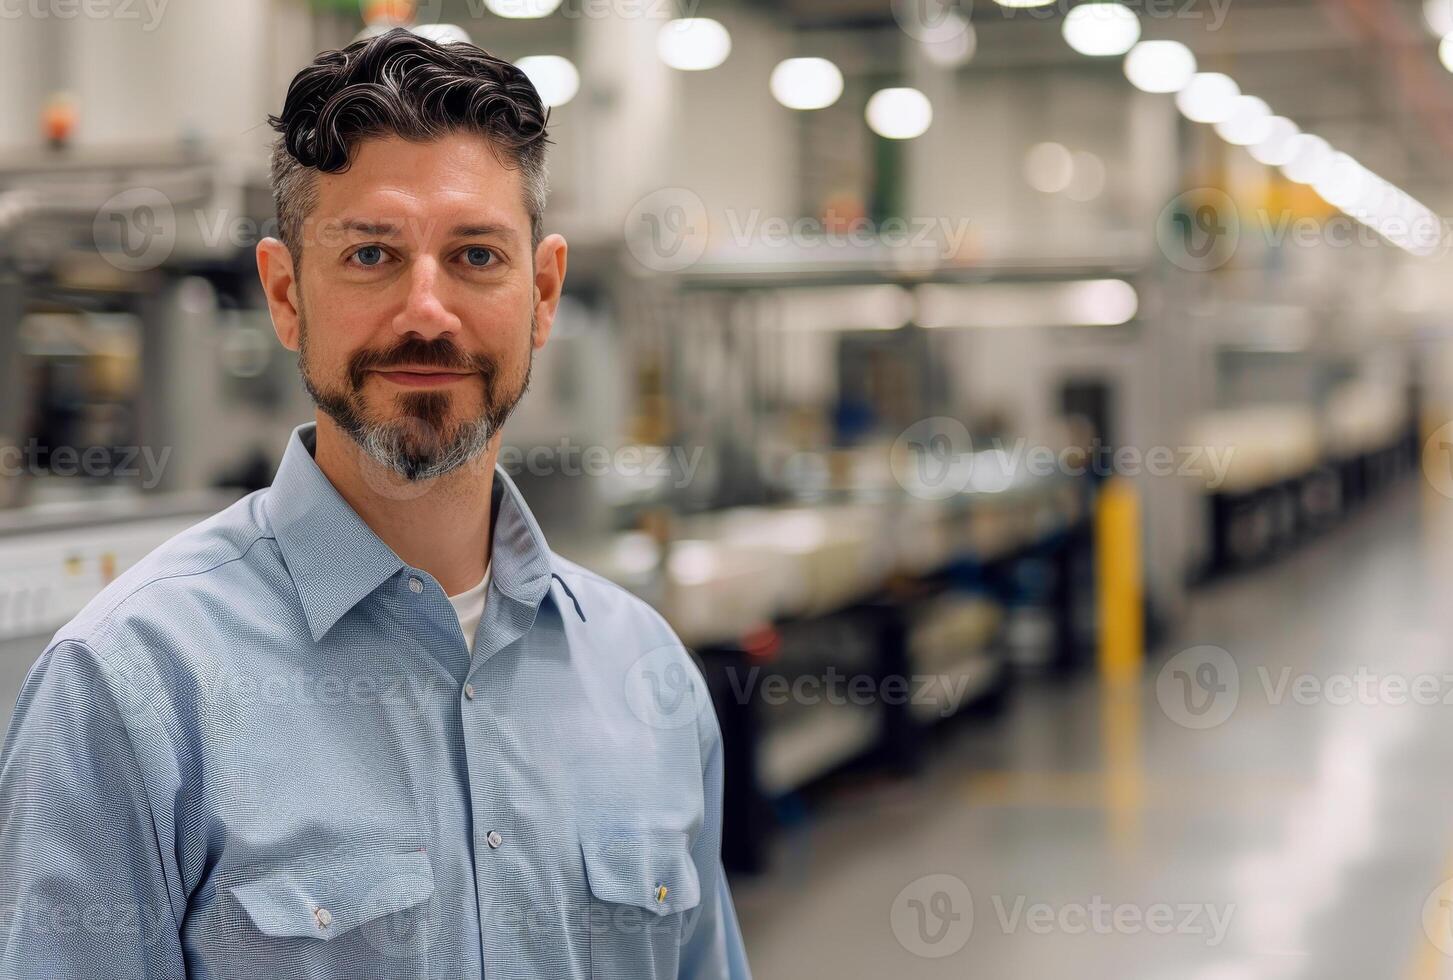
[0,422,751,980]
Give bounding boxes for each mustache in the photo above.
[346,337,495,391]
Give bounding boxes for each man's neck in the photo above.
[312,414,496,596]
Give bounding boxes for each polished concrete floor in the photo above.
[733,479,1453,980]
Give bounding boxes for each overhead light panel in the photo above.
[774,286,914,332]
[1248,116,1300,166]
[356,22,475,43]
[770,57,844,110]
[1280,133,1333,185]
[866,88,933,139]
[916,279,1138,328]
[514,55,579,108]
[658,18,732,71]
[484,0,563,17]
[1312,153,1372,213]
[1175,72,1239,123]
[1123,40,1196,93]
[1213,95,1272,146]
[1426,0,1453,36]
[1062,2,1141,56]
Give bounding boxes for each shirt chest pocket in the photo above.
[217,849,438,979]
[580,831,702,980]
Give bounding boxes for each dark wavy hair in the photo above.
[267,28,551,262]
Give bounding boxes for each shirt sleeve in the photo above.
[677,677,752,980]
[0,638,186,979]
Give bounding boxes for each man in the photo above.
[0,29,750,980]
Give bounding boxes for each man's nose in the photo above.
[394,257,461,338]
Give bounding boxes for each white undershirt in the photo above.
[447,564,491,655]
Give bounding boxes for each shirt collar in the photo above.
[265,422,556,643]
[485,455,555,610]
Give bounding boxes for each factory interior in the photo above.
[5,0,1453,976]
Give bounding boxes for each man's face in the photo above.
[286,133,543,481]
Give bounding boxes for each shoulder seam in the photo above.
[72,533,277,648]
[550,555,682,635]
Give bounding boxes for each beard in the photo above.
[298,310,534,483]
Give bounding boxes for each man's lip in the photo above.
[370,367,471,374]
[370,368,473,387]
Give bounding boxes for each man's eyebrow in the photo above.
[450,223,518,243]
[327,219,520,243]
[333,219,402,237]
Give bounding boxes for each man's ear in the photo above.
[531,233,568,350]
[256,237,302,351]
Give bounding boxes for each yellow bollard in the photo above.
[1095,477,1146,852]
[1096,477,1144,688]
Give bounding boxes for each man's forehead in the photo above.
[308,133,529,233]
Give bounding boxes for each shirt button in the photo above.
[486,830,503,849]
[408,576,423,594]
[315,907,333,928]
[464,684,476,701]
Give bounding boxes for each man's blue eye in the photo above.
[354,245,385,267]
[464,247,494,267]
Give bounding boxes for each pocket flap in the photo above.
[580,832,701,917]
[227,848,436,940]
